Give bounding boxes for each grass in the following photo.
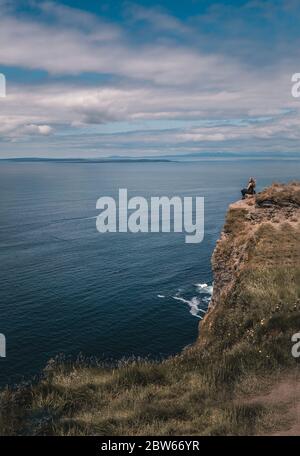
[1,183,299,436]
[256,181,300,207]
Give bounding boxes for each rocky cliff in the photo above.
[210,182,300,309]
[199,182,300,355]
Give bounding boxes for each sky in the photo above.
[0,0,300,158]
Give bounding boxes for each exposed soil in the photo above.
[243,371,300,435]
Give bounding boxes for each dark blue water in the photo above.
[0,159,299,386]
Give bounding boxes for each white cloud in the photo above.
[0,1,249,85]
[23,124,53,135]
[0,1,300,156]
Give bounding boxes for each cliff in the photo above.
[198,182,300,357]
[210,182,300,312]
[1,182,300,436]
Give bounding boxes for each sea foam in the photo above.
[173,295,206,319]
[195,283,213,295]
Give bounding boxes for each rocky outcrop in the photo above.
[199,182,300,345]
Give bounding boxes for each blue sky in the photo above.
[0,0,300,158]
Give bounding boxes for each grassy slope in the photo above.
[1,183,299,436]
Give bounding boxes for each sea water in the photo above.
[0,159,299,385]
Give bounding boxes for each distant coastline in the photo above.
[0,157,174,163]
[1,152,300,163]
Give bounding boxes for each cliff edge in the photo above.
[199,182,300,351]
[210,182,299,313]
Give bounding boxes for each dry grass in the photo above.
[0,355,281,436]
[256,182,300,207]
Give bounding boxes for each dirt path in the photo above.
[244,371,300,435]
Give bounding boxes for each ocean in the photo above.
[0,158,299,386]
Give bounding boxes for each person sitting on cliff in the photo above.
[241,177,256,199]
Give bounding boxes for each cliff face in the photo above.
[210,182,300,311]
[199,182,300,354]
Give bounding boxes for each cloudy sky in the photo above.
[0,0,300,158]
